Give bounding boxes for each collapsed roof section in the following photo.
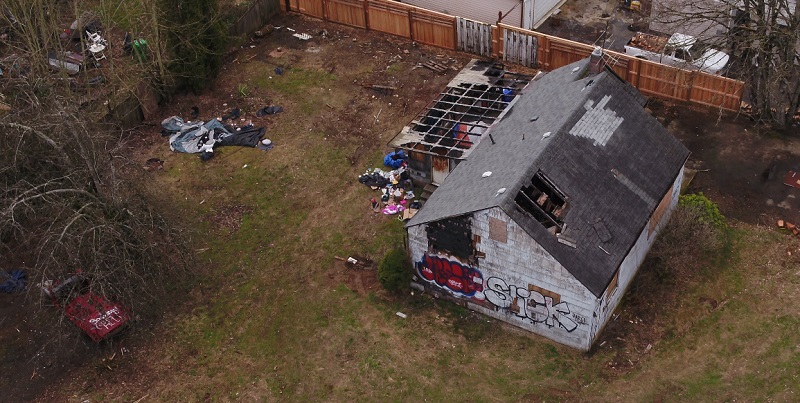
[388,59,533,160]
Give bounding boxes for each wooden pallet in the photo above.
[422,60,448,74]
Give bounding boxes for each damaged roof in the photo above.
[388,59,533,160]
[407,58,690,297]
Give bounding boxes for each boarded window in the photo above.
[426,215,473,260]
[649,184,674,237]
[606,270,619,301]
[489,217,508,243]
[528,284,561,304]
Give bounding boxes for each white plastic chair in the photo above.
[85,30,107,46]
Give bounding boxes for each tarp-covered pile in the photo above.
[162,116,267,159]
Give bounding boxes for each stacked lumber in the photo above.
[629,33,667,52]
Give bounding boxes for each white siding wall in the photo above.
[408,207,596,350]
[402,0,523,27]
[589,167,685,344]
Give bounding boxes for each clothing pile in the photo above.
[359,155,419,218]
[162,116,267,161]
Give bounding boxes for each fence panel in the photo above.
[289,0,300,11]
[326,0,367,28]
[411,8,456,49]
[689,74,744,110]
[298,0,324,18]
[503,28,538,67]
[368,0,412,38]
[233,0,282,35]
[456,17,492,57]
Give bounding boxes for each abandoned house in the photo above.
[388,59,533,186]
[405,51,691,351]
[401,0,566,29]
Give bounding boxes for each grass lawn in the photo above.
[45,14,800,402]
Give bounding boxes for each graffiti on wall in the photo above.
[483,277,581,333]
[416,254,484,298]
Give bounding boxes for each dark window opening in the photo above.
[426,215,473,260]
[514,171,568,232]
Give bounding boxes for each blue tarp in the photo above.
[383,150,407,169]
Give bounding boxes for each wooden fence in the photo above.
[234,0,282,36]
[285,0,745,111]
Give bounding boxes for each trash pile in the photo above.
[161,112,271,161]
[359,150,421,220]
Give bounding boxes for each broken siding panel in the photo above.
[589,168,684,345]
[402,0,522,27]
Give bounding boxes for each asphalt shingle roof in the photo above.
[407,58,690,297]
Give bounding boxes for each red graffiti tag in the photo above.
[418,254,483,297]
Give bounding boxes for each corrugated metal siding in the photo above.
[402,0,523,27]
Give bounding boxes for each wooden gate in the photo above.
[456,17,492,57]
[503,28,538,68]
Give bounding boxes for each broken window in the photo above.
[426,215,473,260]
[514,171,569,233]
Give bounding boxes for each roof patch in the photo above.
[612,169,657,206]
[568,95,623,146]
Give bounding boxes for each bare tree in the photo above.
[0,0,190,328]
[652,0,800,130]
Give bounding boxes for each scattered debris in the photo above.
[269,47,285,58]
[783,170,800,189]
[256,106,284,117]
[293,33,312,41]
[396,312,407,319]
[0,269,26,293]
[144,158,164,171]
[422,60,448,73]
[363,84,396,95]
[334,255,374,269]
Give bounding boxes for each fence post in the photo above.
[322,0,328,20]
[452,17,458,51]
[408,8,414,41]
[492,25,501,59]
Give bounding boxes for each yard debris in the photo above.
[293,33,312,41]
[396,312,407,319]
[422,60,448,73]
[269,47,285,58]
[144,158,164,171]
[0,269,26,293]
[335,255,374,269]
[363,84,396,95]
[783,170,800,189]
[256,106,283,116]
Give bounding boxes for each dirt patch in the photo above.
[648,100,800,226]
[207,204,254,232]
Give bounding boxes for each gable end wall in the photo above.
[408,207,596,350]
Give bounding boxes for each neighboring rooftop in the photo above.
[388,59,533,160]
[408,58,690,297]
